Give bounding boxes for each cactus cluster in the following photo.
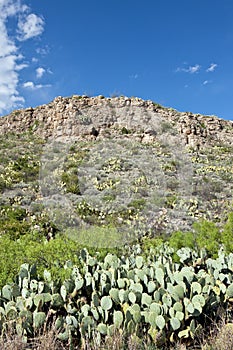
[0,245,233,347]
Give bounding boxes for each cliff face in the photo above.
[0,95,232,148]
[1,95,233,240]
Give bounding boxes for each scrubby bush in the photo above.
[0,205,31,239]
[222,212,233,252]
[0,232,80,288]
[142,211,233,260]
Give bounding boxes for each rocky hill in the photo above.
[1,95,233,146]
[1,95,233,246]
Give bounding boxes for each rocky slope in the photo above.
[1,95,233,147]
[1,95,233,246]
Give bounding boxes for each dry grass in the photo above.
[0,324,66,350]
[203,320,233,350]
[1,320,233,350]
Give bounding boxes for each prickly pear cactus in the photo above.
[0,246,233,347]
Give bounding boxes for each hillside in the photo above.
[1,95,233,349]
[1,95,233,244]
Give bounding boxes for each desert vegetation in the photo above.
[0,99,233,349]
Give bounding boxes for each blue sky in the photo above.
[1,0,233,120]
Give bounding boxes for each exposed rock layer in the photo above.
[0,95,232,148]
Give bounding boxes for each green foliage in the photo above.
[0,245,233,348]
[140,237,164,255]
[0,177,7,193]
[221,212,233,252]
[193,220,220,256]
[7,156,40,183]
[128,198,146,210]
[168,213,233,258]
[59,142,90,195]
[0,132,44,189]
[0,232,80,288]
[169,231,195,250]
[0,205,31,239]
[121,126,131,135]
[61,170,80,194]
[67,225,124,249]
[0,224,123,289]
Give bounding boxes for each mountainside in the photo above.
[1,95,233,349]
[1,95,233,245]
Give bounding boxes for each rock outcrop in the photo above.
[0,95,232,149]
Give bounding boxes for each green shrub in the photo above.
[61,170,81,194]
[0,232,80,288]
[144,212,233,260]
[0,206,31,239]
[0,227,123,289]
[140,236,165,256]
[193,220,221,257]
[169,219,229,258]
[169,230,195,250]
[221,212,233,253]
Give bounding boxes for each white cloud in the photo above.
[23,81,34,89]
[206,63,217,72]
[23,81,51,90]
[0,0,46,114]
[0,23,17,56]
[176,64,201,74]
[47,68,53,75]
[0,54,25,112]
[188,64,201,74]
[17,13,45,41]
[36,67,45,78]
[15,63,28,71]
[36,45,50,56]
[203,80,212,85]
[0,0,22,18]
[0,0,25,113]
